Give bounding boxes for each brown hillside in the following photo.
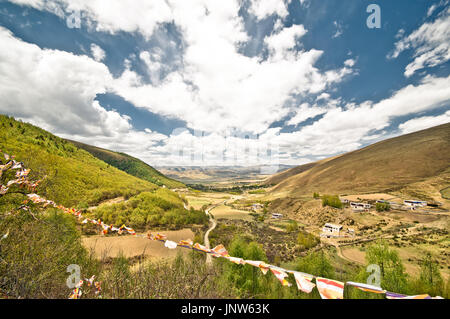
[267,123,450,199]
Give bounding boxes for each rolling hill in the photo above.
[265,123,450,202]
[0,114,160,207]
[67,140,184,189]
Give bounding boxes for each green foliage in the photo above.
[313,192,320,199]
[376,202,390,212]
[70,140,184,189]
[0,115,157,207]
[321,195,343,209]
[101,252,232,298]
[285,220,298,233]
[0,208,99,298]
[409,253,445,297]
[297,232,319,249]
[91,189,208,230]
[364,240,408,294]
[218,236,273,298]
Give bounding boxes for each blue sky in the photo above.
[0,0,449,167]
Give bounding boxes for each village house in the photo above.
[350,202,371,211]
[321,223,343,237]
[403,200,427,209]
[251,203,264,210]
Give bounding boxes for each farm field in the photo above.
[83,228,195,259]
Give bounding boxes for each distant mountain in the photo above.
[67,140,184,189]
[156,165,295,184]
[0,114,158,207]
[265,123,450,203]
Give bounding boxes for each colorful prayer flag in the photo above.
[316,277,345,299]
[293,272,315,293]
[270,268,292,287]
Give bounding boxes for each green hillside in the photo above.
[0,115,158,207]
[67,139,184,189]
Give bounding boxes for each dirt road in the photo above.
[204,201,225,265]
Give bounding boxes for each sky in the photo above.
[0,0,449,168]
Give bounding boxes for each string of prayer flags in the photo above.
[226,256,246,265]
[346,281,386,294]
[385,292,433,299]
[164,240,178,249]
[293,272,315,293]
[193,243,211,253]
[316,277,345,299]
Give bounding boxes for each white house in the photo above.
[350,202,371,211]
[252,203,264,210]
[322,223,343,236]
[404,200,427,209]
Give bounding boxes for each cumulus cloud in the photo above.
[389,7,450,77]
[3,0,449,167]
[90,43,105,62]
[0,27,166,156]
[399,110,450,134]
[9,0,173,39]
[248,0,292,21]
[113,2,354,134]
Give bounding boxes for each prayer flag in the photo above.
[164,240,178,249]
[293,272,315,293]
[316,277,344,299]
[270,268,292,287]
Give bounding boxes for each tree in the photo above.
[365,240,408,293]
[413,253,444,297]
[321,195,343,209]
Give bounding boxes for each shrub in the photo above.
[321,195,343,209]
[376,202,390,212]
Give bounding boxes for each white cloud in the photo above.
[113,2,354,134]
[8,0,173,39]
[248,0,292,21]
[286,103,326,126]
[90,43,105,62]
[332,21,343,38]
[389,7,450,77]
[399,110,450,134]
[0,27,167,160]
[344,58,355,67]
[264,24,307,59]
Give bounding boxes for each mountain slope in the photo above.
[266,123,450,200]
[67,140,184,189]
[0,115,158,207]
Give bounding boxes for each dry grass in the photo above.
[267,123,450,200]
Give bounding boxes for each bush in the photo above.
[321,195,343,209]
[376,202,390,212]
